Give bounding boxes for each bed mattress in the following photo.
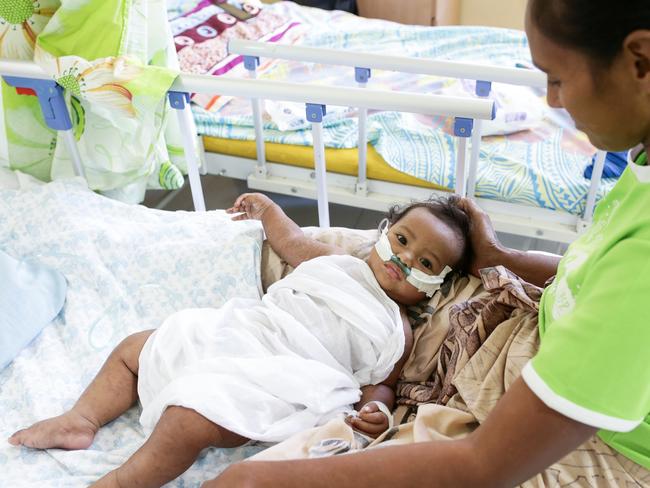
[202,136,447,190]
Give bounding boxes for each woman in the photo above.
[207,0,650,486]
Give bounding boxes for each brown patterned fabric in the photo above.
[394,265,541,423]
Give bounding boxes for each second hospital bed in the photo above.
[169,0,612,244]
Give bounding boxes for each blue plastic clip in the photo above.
[453,117,474,137]
[475,80,492,97]
[305,103,326,123]
[243,55,260,71]
[3,76,72,131]
[355,67,371,84]
[168,91,190,110]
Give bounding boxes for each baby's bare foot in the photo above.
[8,410,98,450]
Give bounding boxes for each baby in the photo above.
[8,192,470,487]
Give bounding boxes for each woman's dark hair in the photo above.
[386,195,471,274]
[529,0,650,67]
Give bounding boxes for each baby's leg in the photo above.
[9,330,154,450]
[92,405,249,488]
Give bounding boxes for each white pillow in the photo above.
[0,250,66,370]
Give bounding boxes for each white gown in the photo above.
[137,255,404,442]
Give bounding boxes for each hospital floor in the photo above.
[143,175,567,254]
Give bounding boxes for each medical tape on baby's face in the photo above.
[374,222,452,297]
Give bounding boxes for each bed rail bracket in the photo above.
[243,55,260,71]
[306,103,326,122]
[3,75,87,178]
[475,80,492,97]
[454,117,473,137]
[576,219,592,234]
[355,181,368,196]
[168,91,190,109]
[3,76,72,131]
[354,67,371,84]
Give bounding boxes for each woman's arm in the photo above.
[496,248,561,288]
[205,378,596,488]
[458,198,561,287]
[228,193,345,267]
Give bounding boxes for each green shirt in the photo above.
[522,147,650,469]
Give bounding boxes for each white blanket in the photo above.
[138,255,405,442]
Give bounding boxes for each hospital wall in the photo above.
[459,0,526,29]
[357,0,527,30]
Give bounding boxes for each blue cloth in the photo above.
[584,151,628,180]
[0,250,66,370]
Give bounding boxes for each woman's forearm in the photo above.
[497,247,561,287]
[210,440,478,488]
[206,379,595,488]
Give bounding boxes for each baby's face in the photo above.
[367,207,464,305]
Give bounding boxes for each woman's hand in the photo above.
[227,193,275,221]
[346,403,390,438]
[457,197,507,276]
[458,197,561,286]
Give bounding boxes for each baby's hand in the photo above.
[347,403,390,438]
[227,193,274,221]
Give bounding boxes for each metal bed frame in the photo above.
[1,44,606,245]
[201,40,606,244]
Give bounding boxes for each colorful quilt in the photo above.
[0,0,186,203]
[170,1,615,216]
[168,0,303,111]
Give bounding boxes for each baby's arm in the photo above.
[351,311,414,437]
[227,193,345,268]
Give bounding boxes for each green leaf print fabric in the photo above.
[0,0,187,203]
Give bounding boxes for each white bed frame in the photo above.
[210,40,607,244]
[1,45,607,245]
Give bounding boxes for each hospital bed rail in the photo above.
[226,40,607,243]
[0,58,494,228]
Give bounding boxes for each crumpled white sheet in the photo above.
[138,255,405,443]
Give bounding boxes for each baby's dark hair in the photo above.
[385,195,471,274]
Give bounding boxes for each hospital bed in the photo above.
[166,0,609,245]
[1,0,611,247]
[0,3,613,484]
[207,39,607,245]
[0,48,498,484]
